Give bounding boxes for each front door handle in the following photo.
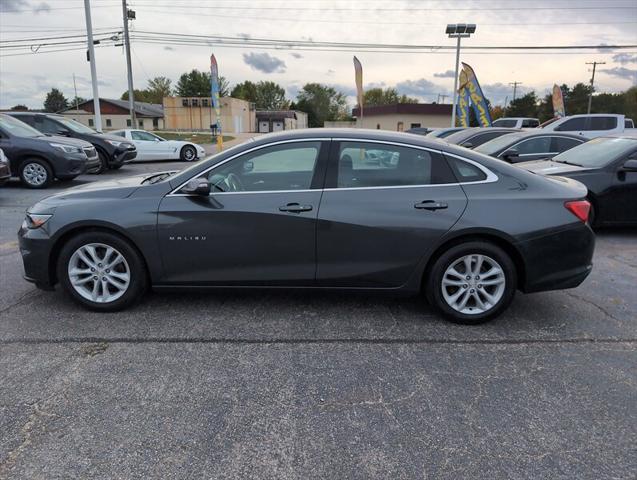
[414,200,448,211]
[279,203,313,213]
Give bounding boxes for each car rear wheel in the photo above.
[57,231,148,311]
[180,145,197,162]
[20,159,52,189]
[426,241,517,324]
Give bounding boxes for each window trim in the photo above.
[497,135,584,159]
[168,138,331,196]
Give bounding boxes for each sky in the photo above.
[1,0,636,110]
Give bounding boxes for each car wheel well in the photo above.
[48,226,149,286]
[422,234,526,291]
[19,155,53,173]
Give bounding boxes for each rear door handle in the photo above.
[279,202,313,213]
[414,200,448,211]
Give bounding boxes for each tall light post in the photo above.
[446,23,476,128]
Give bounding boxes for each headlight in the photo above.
[105,139,123,147]
[24,213,52,229]
[49,142,81,154]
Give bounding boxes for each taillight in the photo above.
[565,200,591,223]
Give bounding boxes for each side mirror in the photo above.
[502,148,520,162]
[242,160,254,173]
[181,178,210,195]
[462,141,474,149]
[620,159,637,172]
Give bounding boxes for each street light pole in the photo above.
[446,23,476,128]
[83,0,102,132]
[451,36,461,128]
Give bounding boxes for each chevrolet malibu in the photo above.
[18,129,595,324]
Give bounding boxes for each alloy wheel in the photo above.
[22,162,48,186]
[67,243,130,303]
[183,146,196,161]
[441,254,506,315]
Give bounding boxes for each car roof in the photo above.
[443,127,521,142]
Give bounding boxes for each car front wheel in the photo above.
[20,159,52,188]
[426,241,517,324]
[180,145,197,162]
[57,231,148,311]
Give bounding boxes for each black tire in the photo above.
[425,241,517,325]
[180,145,197,162]
[93,151,108,174]
[19,158,53,189]
[57,231,148,312]
[110,164,123,170]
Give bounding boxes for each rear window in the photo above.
[555,117,587,131]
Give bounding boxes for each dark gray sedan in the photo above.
[475,131,586,163]
[18,129,594,324]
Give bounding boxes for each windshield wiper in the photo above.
[553,159,582,166]
[142,172,174,184]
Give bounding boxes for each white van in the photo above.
[541,114,631,139]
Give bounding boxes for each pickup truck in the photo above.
[540,114,634,139]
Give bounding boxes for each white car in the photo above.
[110,129,206,162]
[492,117,540,128]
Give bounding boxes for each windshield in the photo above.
[552,137,637,168]
[55,117,97,134]
[475,132,526,156]
[493,119,517,128]
[0,114,43,138]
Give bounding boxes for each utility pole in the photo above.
[122,0,136,127]
[438,94,449,104]
[83,0,102,132]
[509,81,522,103]
[73,73,79,110]
[586,61,605,114]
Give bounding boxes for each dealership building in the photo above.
[352,103,453,131]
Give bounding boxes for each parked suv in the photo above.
[8,112,137,173]
[0,113,97,188]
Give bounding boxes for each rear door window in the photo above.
[335,142,456,188]
[551,137,583,152]
[515,137,552,154]
[587,117,617,131]
[555,117,587,131]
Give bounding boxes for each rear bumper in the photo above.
[517,222,595,293]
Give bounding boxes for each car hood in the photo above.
[516,159,594,175]
[45,135,94,148]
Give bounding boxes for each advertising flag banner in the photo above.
[552,84,566,118]
[210,54,222,151]
[461,62,492,127]
[456,68,471,127]
[353,56,364,124]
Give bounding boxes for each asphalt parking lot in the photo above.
[0,158,635,479]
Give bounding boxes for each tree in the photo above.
[146,76,172,103]
[69,96,86,109]
[43,88,68,112]
[231,80,287,109]
[363,87,417,106]
[506,92,539,117]
[231,80,258,103]
[175,69,229,97]
[295,83,348,127]
[121,89,154,103]
[9,104,28,111]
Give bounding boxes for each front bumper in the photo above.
[517,222,595,293]
[18,223,55,290]
[55,152,88,179]
[110,147,137,167]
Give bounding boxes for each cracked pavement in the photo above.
[0,160,636,479]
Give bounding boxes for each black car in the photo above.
[444,127,521,149]
[18,129,594,324]
[0,148,10,185]
[474,131,586,163]
[518,136,637,227]
[8,112,137,173]
[0,114,98,188]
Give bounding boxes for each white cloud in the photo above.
[242,52,287,74]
